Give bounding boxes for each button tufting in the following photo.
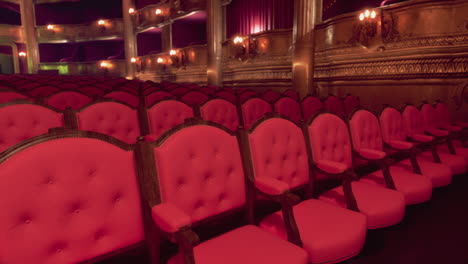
[204,172,212,181]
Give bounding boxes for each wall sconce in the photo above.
[155,8,163,15]
[18,52,26,57]
[232,36,247,61]
[47,24,55,30]
[128,8,135,14]
[98,20,106,25]
[100,61,111,68]
[130,57,137,63]
[353,9,378,47]
[157,57,165,64]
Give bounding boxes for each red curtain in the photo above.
[226,0,293,38]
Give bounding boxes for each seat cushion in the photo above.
[437,144,468,162]
[419,150,467,175]
[260,199,367,264]
[360,162,432,205]
[168,225,308,264]
[399,158,452,187]
[319,181,405,229]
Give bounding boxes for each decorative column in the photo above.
[19,0,40,74]
[161,23,172,52]
[207,0,223,86]
[292,0,322,97]
[9,43,20,74]
[122,0,138,79]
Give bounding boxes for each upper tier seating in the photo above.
[103,91,140,108]
[148,121,309,264]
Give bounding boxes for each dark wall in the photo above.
[0,7,21,25]
[137,32,162,56]
[172,19,206,48]
[135,0,161,10]
[0,54,13,74]
[0,46,12,55]
[39,40,124,62]
[35,0,122,25]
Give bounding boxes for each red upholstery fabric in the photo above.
[427,129,449,137]
[239,90,258,103]
[419,150,467,175]
[435,102,451,128]
[248,118,309,190]
[301,96,323,121]
[344,95,360,116]
[402,105,426,138]
[388,140,413,150]
[358,149,386,160]
[349,110,383,151]
[200,99,239,131]
[46,91,93,110]
[215,91,237,103]
[103,91,139,108]
[361,163,432,205]
[181,91,210,106]
[437,144,468,163]
[152,203,191,233]
[410,134,433,142]
[260,199,367,264]
[199,86,215,95]
[307,114,353,170]
[421,104,440,130]
[0,91,31,104]
[283,89,299,100]
[77,102,140,144]
[241,98,272,129]
[324,96,345,117]
[399,158,452,187]
[262,90,282,103]
[319,181,405,229]
[274,97,303,124]
[0,138,144,264]
[170,87,190,96]
[379,108,407,143]
[167,225,308,264]
[29,85,61,97]
[146,90,173,106]
[58,82,80,90]
[77,86,106,97]
[316,160,347,174]
[147,100,194,139]
[0,104,63,152]
[154,125,245,223]
[254,177,289,195]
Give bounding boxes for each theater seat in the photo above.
[307,113,405,229]
[241,97,272,129]
[200,98,239,131]
[301,95,323,121]
[274,97,303,124]
[349,109,432,205]
[46,91,93,110]
[380,107,453,187]
[103,91,139,108]
[150,122,308,264]
[324,95,345,118]
[181,91,210,106]
[244,117,367,264]
[146,99,194,139]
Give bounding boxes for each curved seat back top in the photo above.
[28,85,61,98]
[103,91,140,108]
[0,90,32,104]
[0,132,145,264]
[214,90,237,104]
[0,101,64,152]
[283,89,299,100]
[180,90,210,107]
[241,97,273,129]
[262,90,282,103]
[324,95,345,118]
[146,90,173,106]
[77,86,107,97]
[146,99,194,139]
[239,90,258,103]
[301,96,324,122]
[402,105,426,138]
[344,95,360,117]
[274,96,303,124]
[45,91,93,110]
[76,101,141,144]
[200,98,240,132]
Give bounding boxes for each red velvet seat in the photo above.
[403,105,467,175]
[181,91,210,106]
[244,117,367,264]
[103,91,139,108]
[45,91,93,110]
[146,99,194,140]
[57,82,81,90]
[349,109,432,205]
[77,101,141,144]
[171,87,190,96]
[344,95,360,117]
[77,86,106,97]
[0,90,32,103]
[28,85,61,98]
[274,96,303,124]
[200,98,239,131]
[0,102,64,152]
[307,113,405,229]
[241,97,272,129]
[239,90,258,103]
[436,101,468,129]
[301,95,324,121]
[324,95,345,118]
[214,90,237,104]
[380,107,453,187]
[0,132,146,264]
[199,86,216,95]
[262,90,282,103]
[283,89,299,100]
[150,122,308,264]
[146,90,173,106]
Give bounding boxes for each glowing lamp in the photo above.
[100,61,109,68]
[19,52,26,57]
[157,57,164,64]
[233,36,244,44]
[130,57,137,63]
[359,13,365,21]
[98,20,105,25]
[155,9,162,15]
[47,25,55,30]
[128,8,135,14]
[364,10,370,17]
[169,49,177,56]
[370,10,377,18]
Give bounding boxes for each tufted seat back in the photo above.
[103,91,139,108]
[274,97,303,124]
[262,90,282,103]
[181,91,210,107]
[46,91,93,110]
[307,114,353,171]
[241,98,272,129]
[77,86,106,97]
[402,105,425,138]
[148,100,194,139]
[0,103,63,152]
[344,95,360,117]
[324,96,345,118]
[146,90,173,106]
[0,136,144,264]
[77,102,140,144]
[249,118,309,189]
[29,85,61,98]
[200,99,239,131]
[0,91,31,104]
[58,82,81,90]
[435,102,451,127]
[239,90,258,103]
[215,90,237,103]
[170,87,190,96]
[154,125,246,224]
[302,96,324,121]
[199,86,216,95]
[379,107,407,143]
[349,110,383,152]
[420,104,438,130]
[283,89,299,100]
